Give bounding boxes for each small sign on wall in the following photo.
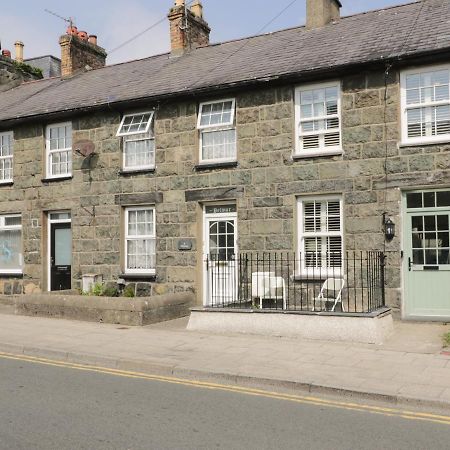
[205,204,237,215]
[178,239,193,251]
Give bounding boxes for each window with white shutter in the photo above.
[117,112,155,171]
[401,65,450,144]
[198,99,236,163]
[0,132,13,183]
[298,196,343,275]
[295,82,342,156]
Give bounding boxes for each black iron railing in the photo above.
[204,251,386,314]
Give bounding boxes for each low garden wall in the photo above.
[4,292,194,326]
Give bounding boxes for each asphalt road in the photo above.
[0,356,449,450]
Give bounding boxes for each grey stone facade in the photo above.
[1,67,449,314]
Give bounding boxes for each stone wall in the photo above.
[1,68,450,312]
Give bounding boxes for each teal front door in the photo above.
[404,190,450,320]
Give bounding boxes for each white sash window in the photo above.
[295,82,342,157]
[0,132,13,183]
[46,122,72,178]
[198,99,236,163]
[117,112,155,171]
[298,197,343,275]
[125,207,156,274]
[401,65,450,145]
[0,214,22,274]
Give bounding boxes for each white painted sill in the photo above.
[399,139,450,148]
[292,149,343,159]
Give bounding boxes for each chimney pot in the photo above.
[77,31,88,41]
[306,0,342,30]
[14,41,24,63]
[191,1,203,18]
[88,35,98,46]
[66,25,78,36]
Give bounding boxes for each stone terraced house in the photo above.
[0,0,450,329]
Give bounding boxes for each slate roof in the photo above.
[0,0,449,124]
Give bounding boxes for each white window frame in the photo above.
[45,122,72,179]
[0,214,22,275]
[124,206,156,275]
[297,195,344,277]
[0,131,14,184]
[116,111,154,137]
[401,64,450,145]
[294,81,342,158]
[117,111,155,172]
[197,98,237,164]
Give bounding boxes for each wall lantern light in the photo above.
[383,214,395,241]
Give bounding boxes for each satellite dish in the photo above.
[74,139,96,158]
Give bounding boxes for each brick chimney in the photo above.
[306,0,342,29]
[168,0,211,56]
[59,29,107,78]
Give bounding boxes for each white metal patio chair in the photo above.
[315,278,345,312]
[251,272,286,309]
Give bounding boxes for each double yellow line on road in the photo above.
[1,350,450,426]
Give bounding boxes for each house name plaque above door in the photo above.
[205,205,237,215]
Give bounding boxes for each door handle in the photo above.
[408,257,413,272]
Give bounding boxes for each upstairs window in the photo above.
[198,99,236,164]
[125,207,156,275]
[0,132,13,183]
[46,122,72,178]
[401,66,450,144]
[0,214,22,274]
[295,82,342,156]
[298,196,343,275]
[117,112,155,171]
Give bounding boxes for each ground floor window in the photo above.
[124,207,156,274]
[0,214,22,274]
[297,196,343,275]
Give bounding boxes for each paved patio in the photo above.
[0,307,449,408]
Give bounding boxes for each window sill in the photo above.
[41,176,73,183]
[292,150,343,160]
[399,139,450,148]
[119,273,156,281]
[0,273,23,278]
[195,161,238,171]
[119,168,156,176]
[0,181,13,187]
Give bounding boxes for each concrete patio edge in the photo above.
[1,340,449,413]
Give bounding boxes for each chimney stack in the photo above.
[306,0,342,30]
[14,41,24,63]
[59,27,107,78]
[168,0,210,56]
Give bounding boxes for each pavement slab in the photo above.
[0,313,449,410]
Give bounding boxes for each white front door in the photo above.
[203,204,238,307]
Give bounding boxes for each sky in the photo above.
[1,0,413,65]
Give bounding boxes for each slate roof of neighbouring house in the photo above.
[0,0,448,124]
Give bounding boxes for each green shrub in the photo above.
[101,286,119,297]
[90,282,103,296]
[123,286,135,298]
[444,332,450,348]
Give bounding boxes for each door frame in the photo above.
[47,211,72,291]
[202,203,238,306]
[402,188,450,320]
